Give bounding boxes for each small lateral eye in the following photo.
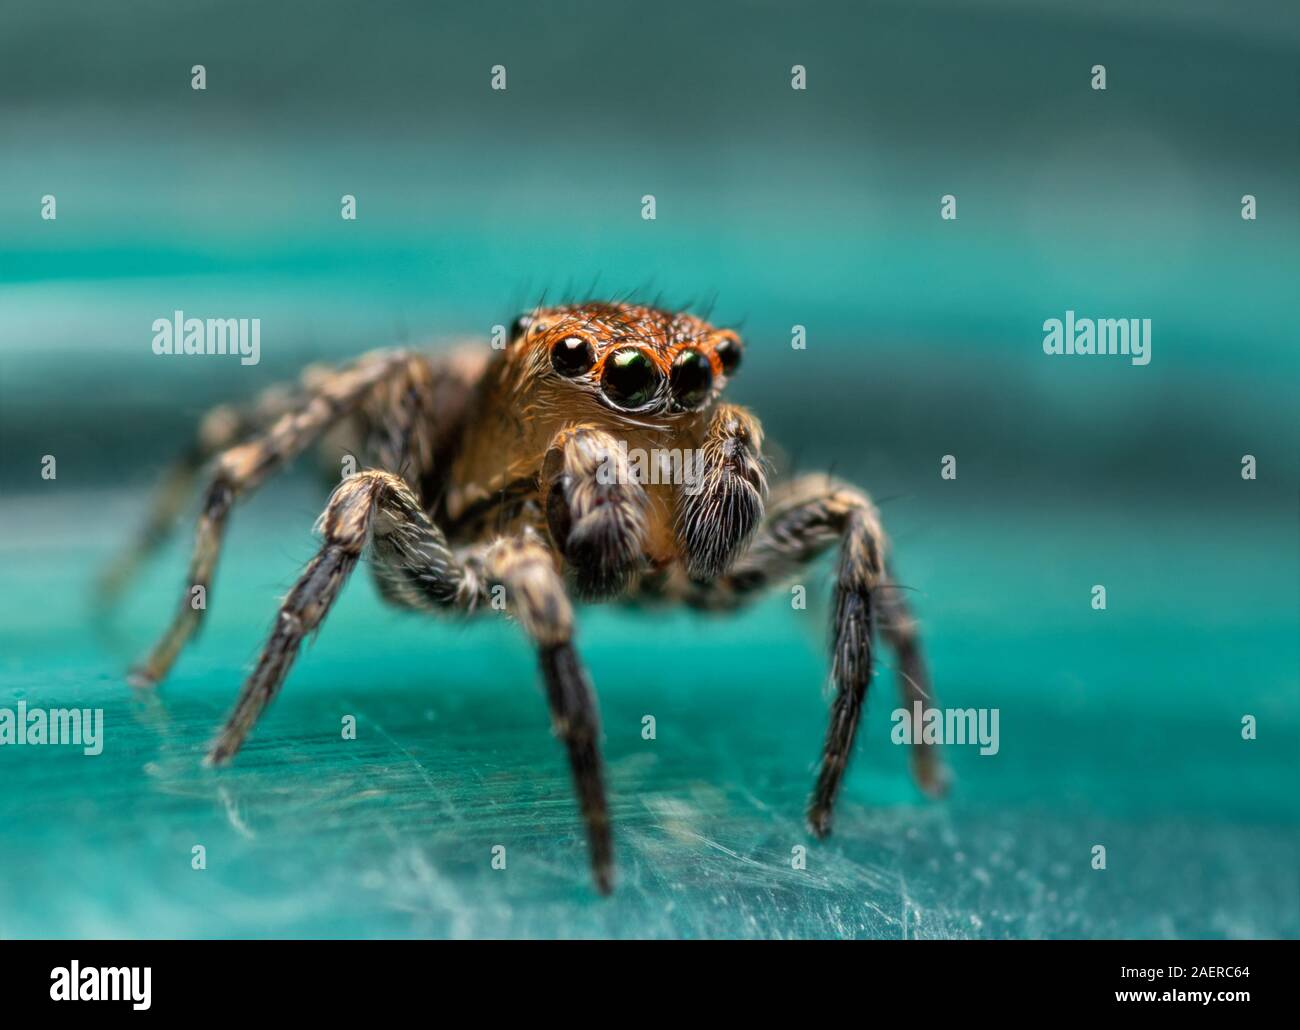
[715,335,742,375]
[551,335,595,376]
[670,349,713,410]
[509,314,533,341]
[601,347,660,409]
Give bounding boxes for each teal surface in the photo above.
[1,486,1296,938]
[1,0,1298,938]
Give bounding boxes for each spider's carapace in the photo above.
[447,303,749,568]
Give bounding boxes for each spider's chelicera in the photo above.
[102,300,947,894]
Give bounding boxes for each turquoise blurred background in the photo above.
[1,0,1297,937]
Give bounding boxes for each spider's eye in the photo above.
[550,335,595,377]
[669,349,713,410]
[509,314,533,341]
[601,347,660,409]
[714,335,742,375]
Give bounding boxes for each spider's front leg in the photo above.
[206,469,480,764]
[541,425,650,598]
[487,530,613,894]
[719,476,948,832]
[754,478,946,832]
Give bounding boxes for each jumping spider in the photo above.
[104,301,947,894]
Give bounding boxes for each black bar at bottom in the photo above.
[0,940,1282,1016]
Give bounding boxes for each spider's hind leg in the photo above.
[128,350,411,687]
[876,581,949,800]
[96,383,305,607]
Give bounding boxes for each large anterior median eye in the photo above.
[601,347,660,408]
[669,349,713,409]
[550,335,595,376]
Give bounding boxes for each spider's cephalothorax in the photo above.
[103,300,947,894]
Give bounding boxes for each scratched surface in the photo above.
[0,484,1296,939]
